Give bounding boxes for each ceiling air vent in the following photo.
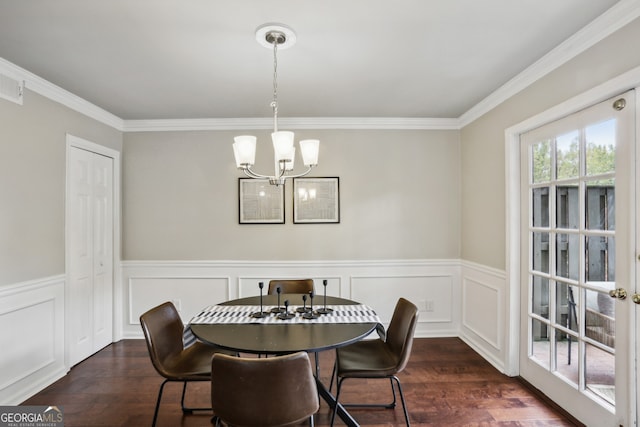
[0,73,24,105]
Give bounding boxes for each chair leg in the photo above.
[309,413,315,427]
[329,377,344,427]
[180,381,213,413]
[314,351,320,378]
[388,377,398,408]
[392,375,411,426]
[330,376,410,427]
[328,361,337,392]
[152,379,169,427]
[341,377,396,409]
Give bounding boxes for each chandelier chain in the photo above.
[271,37,279,132]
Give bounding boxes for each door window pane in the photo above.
[585,343,615,405]
[532,276,549,319]
[532,232,549,273]
[557,186,579,229]
[555,282,578,333]
[556,131,580,180]
[531,318,550,369]
[554,335,579,386]
[586,119,616,176]
[585,289,615,349]
[556,233,579,280]
[533,187,549,227]
[585,184,615,230]
[586,236,615,283]
[532,140,551,183]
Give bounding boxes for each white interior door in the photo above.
[67,139,114,367]
[519,91,636,426]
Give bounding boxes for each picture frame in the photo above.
[293,177,340,223]
[238,178,285,224]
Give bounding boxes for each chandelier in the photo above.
[232,24,319,186]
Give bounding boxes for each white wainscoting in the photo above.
[121,259,461,339]
[0,275,66,405]
[459,261,508,373]
[0,260,510,404]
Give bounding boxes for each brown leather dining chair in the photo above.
[267,279,314,295]
[330,297,418,426]
[211,351,319,427]
[140,301,236,427]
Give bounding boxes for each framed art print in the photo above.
[293,177,340,223]
[239,178,285,224]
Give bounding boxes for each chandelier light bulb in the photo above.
[299,139,319,166]
[272,131,295,162]
[233,135,256,168]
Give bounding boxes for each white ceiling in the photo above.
[0,0,622,121]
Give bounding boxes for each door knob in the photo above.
[609,288,628,300]
[632,294,640,304]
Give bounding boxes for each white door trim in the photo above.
[504,66,640,423]
[64,134,121,369]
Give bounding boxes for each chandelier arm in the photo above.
[281,165,315,180]
[242,167,274,180]
[277,160,287,179]
[242,164,314,181]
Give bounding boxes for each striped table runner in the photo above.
[189,304,381,325]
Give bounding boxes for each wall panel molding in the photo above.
[127,276,231,327]
[0,275,66,405]
[462,277,501,350]
[350,273,459,337]
[460,261,507,373]
[121,259,461,339]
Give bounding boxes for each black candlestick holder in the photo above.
[277,299,295,320]
[315,279,334,314]
[296,293,312,313]
[250,281,270,318]
[302,291,319,319]
[270,286,285,314]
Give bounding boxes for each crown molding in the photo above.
[0,58,124,130]
[458,0,640,127]
[122,116,461,132]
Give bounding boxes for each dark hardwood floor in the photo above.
[22,338,582,426]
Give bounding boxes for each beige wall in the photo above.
[460,17,640,270]
[6,17,638,279]
[123,129,460,260]
[0,90,122,286]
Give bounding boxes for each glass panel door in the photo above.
[520,91,635,426]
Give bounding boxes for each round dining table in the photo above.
[189,294,378,355]
[189,294,380,427]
